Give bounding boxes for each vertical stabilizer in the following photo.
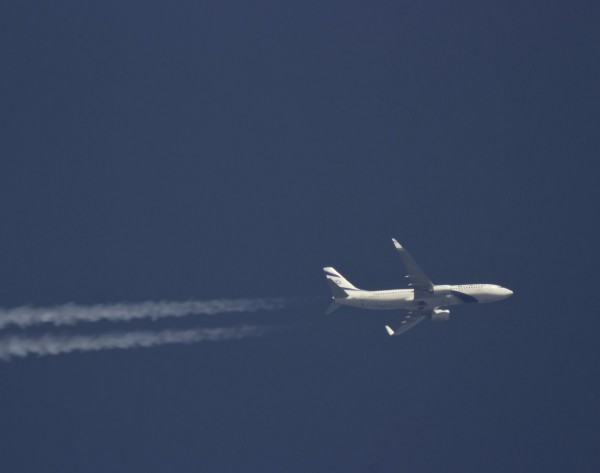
[323,267,360,315]
[323,267,359,291]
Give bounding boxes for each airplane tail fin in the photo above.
[323,267,360,314]
[323,267,359,292]
[326,277,349,299]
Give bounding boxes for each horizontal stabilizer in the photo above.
[325,301,341,315]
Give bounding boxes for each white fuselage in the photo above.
[337,284,513,311]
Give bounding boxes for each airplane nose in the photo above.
[504,288,513,297]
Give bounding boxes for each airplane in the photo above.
[324,239,513,336]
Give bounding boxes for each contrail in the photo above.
[0,298,286,330]
[0,325,273,361]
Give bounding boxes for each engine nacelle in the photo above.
[431,309,450,321]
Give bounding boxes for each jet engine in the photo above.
[431,309,450,321]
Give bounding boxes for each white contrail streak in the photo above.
[0,298,286,330]
[0,325,272,361]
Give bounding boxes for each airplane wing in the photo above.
[385,311,428,336]
[391,239,434,296]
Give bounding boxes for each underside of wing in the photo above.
[391,239,434,296]
[385,311,428,336]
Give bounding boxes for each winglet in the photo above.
[391,238,402,250]
[385,325,395,336]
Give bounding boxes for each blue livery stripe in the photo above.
[450,290,478,303]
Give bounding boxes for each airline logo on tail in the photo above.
[323,267,359,292]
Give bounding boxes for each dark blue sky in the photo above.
[1,1,599,472]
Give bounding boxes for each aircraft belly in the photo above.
[412,295,454,309]
[367,299,410,310]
